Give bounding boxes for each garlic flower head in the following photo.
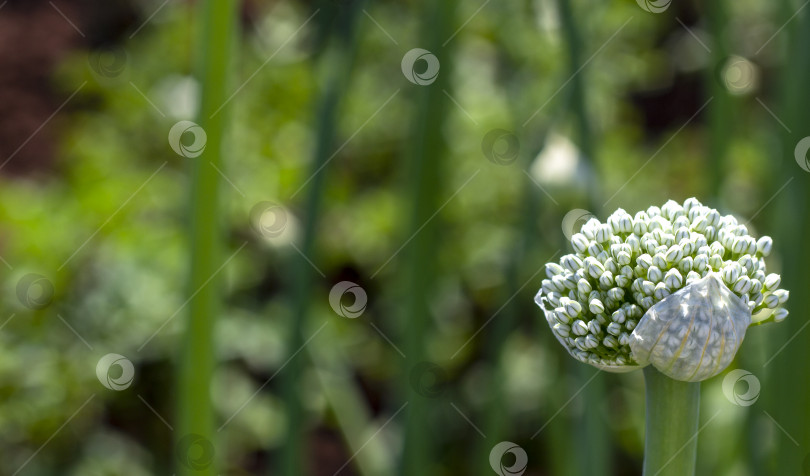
[535,198,789,381]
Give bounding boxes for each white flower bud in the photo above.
[598,271,614,289]
[721,264,741,285]
[745,237,758,255]
[652,254,668,270]
[732,276,752,295]
[562,298,582,318]
[678,256,693,273]
[706,209,720,227]
[684,197,702,212]
[604,257,619,274]
[763,293,780,309]
[732,237,747,254]
[773,289,789,304]
[585,258,605,279]
[757,236,773,256]
[572,234,589,254]
[588,320,601,335]
[774,308,789,322]
[633,219,648,236]
[607,287,625,302]
[626,234,641,253]
[641,280,656,295]
[615,275,630,288]
[572,319,589,336]
[553,323,571,337]
[561,255,583,272]
[764,273,781,290]
[680,239,695,256]
[749,279,763,294]
[705,226,717,242]
[637,254,652,270]
[595,224,612,243]
[589,299,605,315]
[662,200,684,220]
[664,269,683,290]
[648,266,663,283]
[675,227,690,243]
[665,245,684,264]
[654,282,670,300]
[693,254,708,272]
[619,332,631,346]
[617,251,632,266]
[603,335,619,348]
[577,279,593,295]
[612,309,626,324]
[639,296,654,309]
[692,215,708,233]
[606,322,622,336]
[737,255,755,275]
[625,320,637,331]
[686,270,702,284]
[552,275,568,292]
[709,254,724,270]
[545,263,566,278]
[584,335,600,349]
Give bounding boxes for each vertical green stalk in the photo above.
[642,367,700,476]
[704,0,732,197]
[279,2,364,475]
[399,1,455,475]
[177,1,238,476]
[555,1,610,475]
[769,0,810,473]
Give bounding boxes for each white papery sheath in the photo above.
[629,273,751,382]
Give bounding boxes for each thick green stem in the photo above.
[176,1,237,475]
[642,367,700,476]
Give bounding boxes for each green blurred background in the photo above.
[1,0,809,474]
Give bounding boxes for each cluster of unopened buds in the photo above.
[536,198,789,381]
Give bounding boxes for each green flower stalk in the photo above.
[535,197,789,475]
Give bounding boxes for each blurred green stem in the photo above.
[177,1,238,476]
[555,0,610,474]
[642,367,700,476]
[279,2,364,475]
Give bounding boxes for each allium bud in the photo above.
[536,197,789,376]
